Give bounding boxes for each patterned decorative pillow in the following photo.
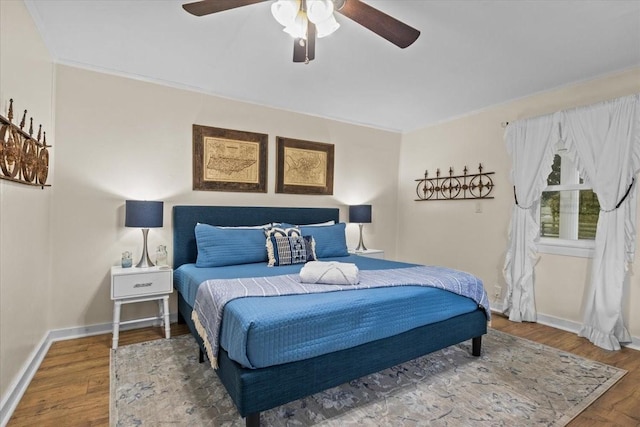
[265,226,301,238]
[269,222,297,229]
[267,235,316,266]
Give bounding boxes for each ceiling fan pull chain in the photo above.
[304,35,309,64]
[304,0,310,64]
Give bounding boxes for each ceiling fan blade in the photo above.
[293,22,316,63]
[182,0,267,17]
[336,0,420,48]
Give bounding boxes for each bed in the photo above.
[172,205,489,427]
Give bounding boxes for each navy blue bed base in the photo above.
[172,206,487,427]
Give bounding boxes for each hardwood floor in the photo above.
[6,317,640,426]
[7,324,190,427]
[491,316,640,426]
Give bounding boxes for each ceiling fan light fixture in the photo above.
[283,9,308,39]
[315,15,340,38]
[271,0,300,27]
[307,0,334,24]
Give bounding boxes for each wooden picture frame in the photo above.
[276,137,334,195]
[192,125,267,193]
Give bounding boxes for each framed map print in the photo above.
[275,137,334,195]
[192,125,267,192]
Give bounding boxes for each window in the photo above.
[538,151,600,257]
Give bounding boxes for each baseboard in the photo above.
[0,332,52,427]
[0,313,178,427]
[490,303,640,351]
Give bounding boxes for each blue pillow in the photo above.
[195,223,268,267]
[267,235,316,266]
[299,223,349,258]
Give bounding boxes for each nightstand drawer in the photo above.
[111,269,171,299]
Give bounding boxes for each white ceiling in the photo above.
[24,0,640,133]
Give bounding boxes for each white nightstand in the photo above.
[348,249,385,259]
[110,265,173,349]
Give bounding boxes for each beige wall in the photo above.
[397,68,640,339]
[0,0,55,402]
[50,65,402,329]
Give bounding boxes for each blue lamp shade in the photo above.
[349,204,372,251]
[349,205,372,224]
[125,200,163,268]
[125,200,164,228]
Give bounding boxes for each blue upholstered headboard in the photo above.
[172,205,340,269]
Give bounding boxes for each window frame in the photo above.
[537,151,597,258]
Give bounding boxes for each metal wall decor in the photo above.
[0,99,51,188]
[415,164,494,201]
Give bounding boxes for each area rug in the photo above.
[110,329,626,426]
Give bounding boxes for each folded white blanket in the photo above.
[299,261,360,285]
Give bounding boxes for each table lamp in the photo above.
[349,204,372,252]
[125,200,164,268]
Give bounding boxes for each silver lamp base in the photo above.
[355,223,368,251]
[136,228,155,268]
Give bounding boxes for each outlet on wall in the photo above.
[493,284,501,299]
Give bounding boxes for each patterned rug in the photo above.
[110,329,626,426]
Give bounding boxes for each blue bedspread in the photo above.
[174,255,412,306]
[184,257,490,369]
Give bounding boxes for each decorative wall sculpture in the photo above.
[0,99,51,188]
[415,164,494,201]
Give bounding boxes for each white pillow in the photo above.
[297,220,336,227]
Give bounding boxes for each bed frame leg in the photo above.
[199,348,205,363]
[177,311,186,324]
[245,412,260,427]
[472,336,482,357]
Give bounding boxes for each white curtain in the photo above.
[562,94,640,350]
[503,113,561,322]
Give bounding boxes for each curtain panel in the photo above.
[562,94,639,350]
[502,113,560,322]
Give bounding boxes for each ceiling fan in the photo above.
[182,0,420,64]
